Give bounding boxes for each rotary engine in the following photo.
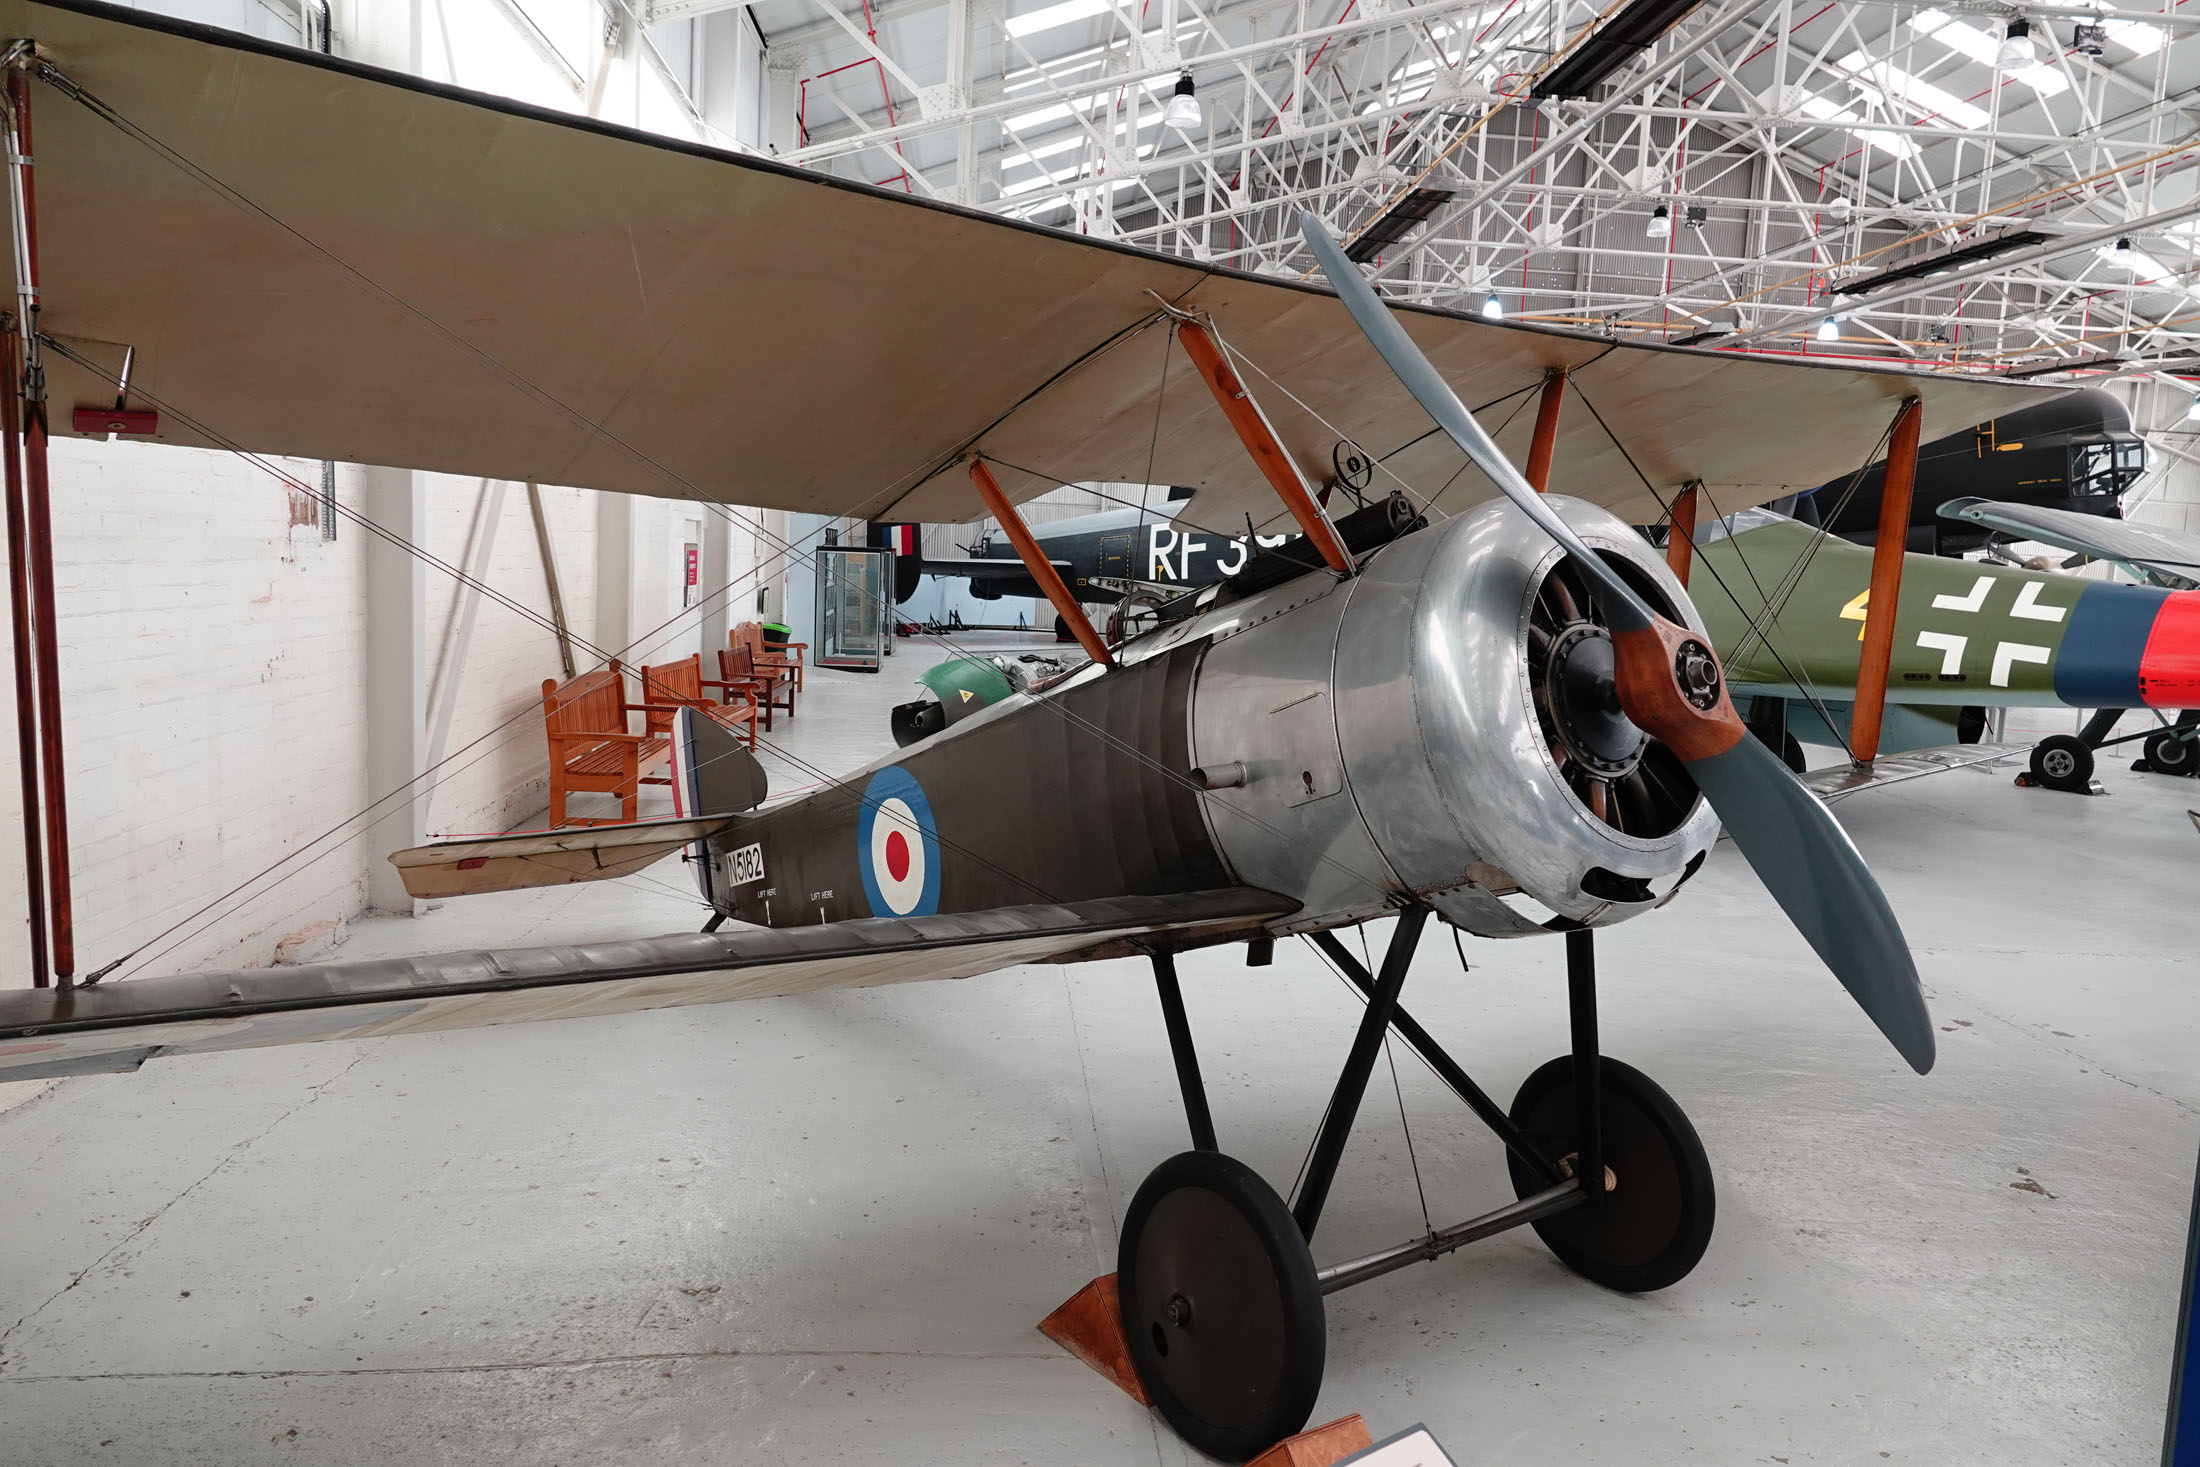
[1179,495,1721,937]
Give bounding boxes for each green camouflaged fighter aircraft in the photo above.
[1691,505,2200,789]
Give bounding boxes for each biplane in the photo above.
[0,1,2069,1456]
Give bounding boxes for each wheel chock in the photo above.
[1246,1414,1375,1467]
[1037,1273,1149,1406]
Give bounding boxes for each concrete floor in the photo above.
[2,636,2195,1465]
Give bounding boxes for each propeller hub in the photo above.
[1673,638,1723,711]
[1543,623,1647,777]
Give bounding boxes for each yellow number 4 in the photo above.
[1841,588,1869,641]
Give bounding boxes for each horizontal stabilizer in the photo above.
[1939,497,2200,591]
[1799,741,2027,803]
[390,816,734,899]
[0,890,1290,1083]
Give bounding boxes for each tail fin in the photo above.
[392,709,769,901]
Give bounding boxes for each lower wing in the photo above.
[0,889,1291,1083]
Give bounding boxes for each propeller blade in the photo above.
[1687,736,1935,1073]
[1297,213,1654,634]
[1299,210,1934,1075]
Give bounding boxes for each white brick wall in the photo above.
[0,439,777,992]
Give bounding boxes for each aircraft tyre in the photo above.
[2140,728,2196,777]
[2030,734,2094,793]
[1778,730,1806,775]
[1053,613,1074,644]
[1505,1057,1715,1293]
[1118,1150,1324,1462]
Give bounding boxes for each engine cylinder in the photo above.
[1181,496,1719,937]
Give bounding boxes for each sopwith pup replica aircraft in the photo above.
[0,2,2105,1455]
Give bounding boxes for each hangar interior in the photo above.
[0,0,2196,1460]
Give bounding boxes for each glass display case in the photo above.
[815,544,894,672]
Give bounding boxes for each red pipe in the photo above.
[0,321,47,987]
[9,69,70,981]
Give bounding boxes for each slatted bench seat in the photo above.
[734,620,806,696]
[720,643,793,728]
[542,663,668,827]
[638,653,761,754]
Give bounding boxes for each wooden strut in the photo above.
[6,66,68,983]
[1850,398,1924,766]
[1666,482,1699,588]
[1173,320,1352,575]
[1524,368,1565,492]
[965,457,1113,667]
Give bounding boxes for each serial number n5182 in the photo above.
[729,843,767,886]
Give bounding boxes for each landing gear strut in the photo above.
[1107,913,1714,1462]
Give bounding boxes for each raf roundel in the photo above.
[857,767,941,918]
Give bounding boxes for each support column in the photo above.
[967,458,1112,666]
[362,467,426,914]
[422,479,506,823]
[1666,482,1698,588]
[700,504,733,655]
[7,67,69,983]
[1524,368,1565,492]
[1175,321,1351,574]
[1850,398,1923,766]
[594,490,634,662]
[1,322,45,987]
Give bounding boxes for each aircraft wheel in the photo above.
[1778,730,1807,775]
[1505,1057,1715,1294]
[2030,734,2094,792]
[1052,613,1074,644]
[2141,729,2196,777]
[1118,1151,1324,1462]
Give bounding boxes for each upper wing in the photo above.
[1940,497,2200,590]
[14,0,2052,531]
[0,889,1289,1082]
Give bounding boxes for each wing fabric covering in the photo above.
[6,0,2051,531]
[0,890,1291,1082]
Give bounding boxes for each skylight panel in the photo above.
[1911,11,2069,96]
[1834,50,1990,128]
[2106,18,2164,54]
[1797,93,1921,158]
[1007,77,1163,131]
[1007,0,1113,40]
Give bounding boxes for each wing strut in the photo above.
[1524,368,1566,492]
[1174,320,1352,574]
[1666,481,1699,587]
[966,456,1114,666]
[1850,398,1923,766]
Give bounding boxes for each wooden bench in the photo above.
[721,643,793,728]
[637,653,761,753]
[734,621,806,695]
[542,663,668,827]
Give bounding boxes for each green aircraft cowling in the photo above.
[922,657,1017,723]
[1691,510,2084,711]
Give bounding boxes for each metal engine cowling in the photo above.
[1181,495,1718,937]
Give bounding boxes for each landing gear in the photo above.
[1052,612,1074,644]
[1118,1151,1325,1461]
[2140,727,2197,778]
[1505,1056,1715,1292]
[1092,916,1714,1461]
[2030,733,2094,793]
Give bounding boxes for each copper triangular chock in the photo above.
[1037,1273,1150,1406]
[1247,1414,1375,1467]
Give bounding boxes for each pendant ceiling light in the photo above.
[1163,72,1202,131]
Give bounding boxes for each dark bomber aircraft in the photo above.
[896,390,2148,641]
[0,5,2061,1458]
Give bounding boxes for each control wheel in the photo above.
[2030,734,2094,793]
[1118,1151,1324,1462]
[1505,1056,1715,1293]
